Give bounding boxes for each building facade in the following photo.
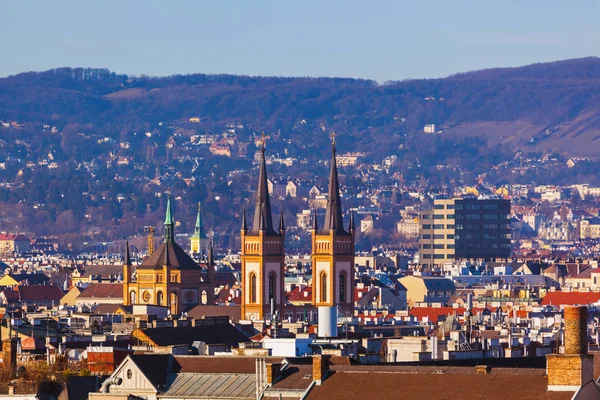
[122,196,214,315]
[419,197,511,267]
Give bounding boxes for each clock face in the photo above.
[142,291,151,303]
[247,313,259,321]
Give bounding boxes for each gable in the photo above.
[108,356,157,393]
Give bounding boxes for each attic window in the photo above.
[127,369,132,379]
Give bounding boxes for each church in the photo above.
[240,137,355,321]
[122,195,215,315]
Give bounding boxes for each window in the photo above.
[446,224,455,229]
[422,214,431,220]
[156,291,163,306]
[339,273,346,303]
[433,254,444,259]
[447,214,455,219]
[268,273,276,305]
[320,272,328,303]
[433,244,445,249]
[127,369,132,379]
[422,254,432,259]
[447,234,454,239]
[423,224,431,229]
[433,224,444,229]
[433,215,444,219]
[250,273,257,303]
[447,244,455,249]
[422,234,431,239]
[434,204,444,209]
[446,204,455,210]
[422,244,432,249]
[433,234,444,239]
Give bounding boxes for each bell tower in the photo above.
[190,202,209,258]
[241,138,286,321]
[311,134,355,313]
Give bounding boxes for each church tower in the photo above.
[123,194,213,315]
[311,136,355,314]
[240,140,286,321]
[190,202,209,258]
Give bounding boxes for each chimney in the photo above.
[546,306,595,392]
[265,363,281,385]
[7,385,14,396]
[312,354,329,385]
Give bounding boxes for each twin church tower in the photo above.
[123,137,355,321]
[240,138,355,321]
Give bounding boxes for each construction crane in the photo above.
[144,226,155,255]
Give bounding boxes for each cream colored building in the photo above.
[579,219,600,239]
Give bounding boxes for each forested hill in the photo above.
[1,57,600,159]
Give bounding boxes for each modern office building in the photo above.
[419,197,511,267]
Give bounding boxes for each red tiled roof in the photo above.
[78,283,123,299]
[17,285,64,301]
[409,307,466,323]
[287,286,312,302]
[540,291,600,306]
[0,233,29,241]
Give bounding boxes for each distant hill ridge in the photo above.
[2,57,600,158]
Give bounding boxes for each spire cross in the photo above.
[330,131,336,145]
[261,132,266,150]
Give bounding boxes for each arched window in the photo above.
[201,290,208,305]
[268,272,276,306]
[339,272,346,303]
[320,272,328,303]
[130,291,136,304]
[157,291,164,306]
[250,273,257,303]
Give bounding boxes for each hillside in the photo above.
[1,58,600,244]
[2,58,600,159]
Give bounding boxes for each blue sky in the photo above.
[1,0,599,82]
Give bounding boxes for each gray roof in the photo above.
[421,277,456,291]
[162,373,256,399]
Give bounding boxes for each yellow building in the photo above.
[311,140,355,316]
[122,196,214,315]
[240,143,286,321]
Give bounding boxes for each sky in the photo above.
[1,0,599,82]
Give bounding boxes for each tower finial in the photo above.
[312,208,319,231]
[261,132,266,151]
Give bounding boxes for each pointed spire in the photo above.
[208,238,214,266]
[279,210,286,234]
[164,193,175,243]
[312,208,319,231]
[125,240,132,265]
[250,134,276,235]
[349,211,355,234]
[321,133,348,235]
[241,208,248,233]
[191,202,206,239]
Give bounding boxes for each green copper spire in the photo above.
[191,202,207,240]
[164,193,174,243]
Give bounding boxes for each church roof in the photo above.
[320,139,350,236]
[248,142,278,236]
[138,241,200,270]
